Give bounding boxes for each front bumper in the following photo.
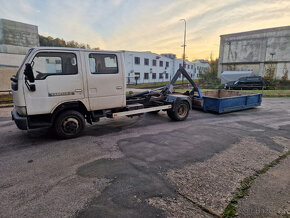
[11,109,28,130]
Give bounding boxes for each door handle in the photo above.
[75,89,82,92]
[116,86,122,89]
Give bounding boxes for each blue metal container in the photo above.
[197,90,262,113]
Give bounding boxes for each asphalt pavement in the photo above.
[0,98,289,217]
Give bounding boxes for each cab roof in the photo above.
[31,47,122,54]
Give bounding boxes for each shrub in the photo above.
[281,65,288,81]
[198,56,221,89]
[263,65,278,89]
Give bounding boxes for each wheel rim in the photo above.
[177,104,187,118]
[62,117,79,134]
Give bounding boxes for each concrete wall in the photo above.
[218,26,290,79]
[0,18,39,54]
[0,52,25,91]
[0,51,26,91]
[0,53,25,67]
[0,66,17,91]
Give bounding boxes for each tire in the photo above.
[167,101,190,121]
[54,110,85,139]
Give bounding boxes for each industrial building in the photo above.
[218,26,290,83]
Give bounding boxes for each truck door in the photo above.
[85,52,126,110]
[24,50,84,115]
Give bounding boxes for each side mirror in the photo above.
[24,63,35,83]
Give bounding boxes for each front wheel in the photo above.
[167,101,190,121]
[54,110,85,139]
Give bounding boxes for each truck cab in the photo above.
[11,47,126,137]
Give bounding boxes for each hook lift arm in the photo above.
[127,67,202,99]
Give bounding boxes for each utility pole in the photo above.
[180,19,186,85]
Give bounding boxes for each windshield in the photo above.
[16,48,34,79]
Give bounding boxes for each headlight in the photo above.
[15,106,27,116]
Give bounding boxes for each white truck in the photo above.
[11,47,197,138]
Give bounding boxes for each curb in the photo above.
[0,104,13,108]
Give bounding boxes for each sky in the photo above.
[0,0,290,60]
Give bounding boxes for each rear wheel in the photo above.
[54,110,85,139]
[167,101,190,121]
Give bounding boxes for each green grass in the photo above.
[0,94,12,102]
[175,89,290,97]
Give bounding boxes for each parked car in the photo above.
[224,76,266,90]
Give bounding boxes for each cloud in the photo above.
[0,0,289,59]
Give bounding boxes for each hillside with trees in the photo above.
[39,35,100,50]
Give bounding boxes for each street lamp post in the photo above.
[180,19,186,85]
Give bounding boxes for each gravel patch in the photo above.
[166,137,284,215]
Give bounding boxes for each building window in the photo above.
[179,63,182,68]
[152,73,156,79]
[165,73,168,79]
[159,73,163,79]
[144,73,149,79]
[144,58,149,65]
[188,65,190,69]
[159,61,163,67]
[166,62,169,67]
[134,57,140,65]
[152,59,156,66]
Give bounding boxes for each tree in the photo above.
[281,63,289,81]
[39,35,97,49]
[198,54,220,88]
[263,63,278,89]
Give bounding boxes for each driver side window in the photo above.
[32,52,77,80]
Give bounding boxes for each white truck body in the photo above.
[13,47,126,115]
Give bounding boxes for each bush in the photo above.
[281,67,288,81]
[263,65,279,89]
[264,79,279,90]
[198,56,221,89]
[277,80,290,90]
[263,65,290,89]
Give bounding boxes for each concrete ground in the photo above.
[0,98,289,217]
[237,155,290,217]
